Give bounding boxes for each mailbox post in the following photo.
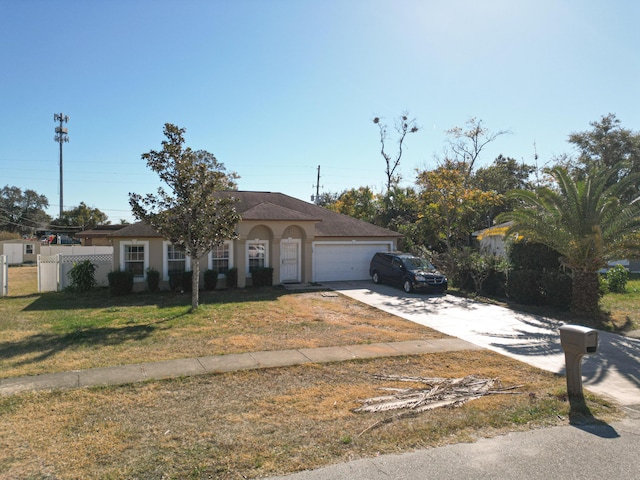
[559,325,598,401]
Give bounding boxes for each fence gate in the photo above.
[38,255,60,293]
[0,255,7,297]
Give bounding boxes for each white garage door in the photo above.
[313,242,392,282]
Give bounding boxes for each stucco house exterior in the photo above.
[108,191,402,290]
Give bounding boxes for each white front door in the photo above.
[280,240,300,283]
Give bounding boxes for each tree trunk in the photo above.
[571,269,600,315]
[191,257,200,311]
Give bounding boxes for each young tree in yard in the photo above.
[497,165,640,315]
[129,123,241,311]
[373,112,419,191]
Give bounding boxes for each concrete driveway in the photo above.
[329,281,640,407]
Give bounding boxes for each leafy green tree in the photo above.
[53,202,109,230]
[0,185,50,234]
[129,123,241,311]
[472,155,536,225]
[416,160,503,252]
[498,165,640,314]
[314,191,339,208]
[327,187,379,224]
[568,114,640,188]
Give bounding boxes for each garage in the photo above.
[312,241,393,282]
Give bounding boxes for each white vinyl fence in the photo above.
[38,254,113,293]
[0,255,7,297]
[40,245,113,256]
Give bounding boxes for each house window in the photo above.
[163,242,191,281]
[125,245,145,277]
[167,244,186,275]
[120,241,149,281]
[247,240,268,274]
[24,244,34,255]
[209,241,233,274]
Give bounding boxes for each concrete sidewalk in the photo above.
[0,338,481,396]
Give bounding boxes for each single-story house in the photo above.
[76,224,127,246]
[109,191,403,290]
[472,222,514,256]
[473,221,640,272]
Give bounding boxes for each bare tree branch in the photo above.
[373,112,419,191]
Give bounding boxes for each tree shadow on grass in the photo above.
[21,286,291,312]
[0,313,188,368]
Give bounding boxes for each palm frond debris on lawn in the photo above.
[354,374,523,436]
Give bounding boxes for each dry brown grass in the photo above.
[0,267,445,378]
[0,351,619,479]
[0,267,622,478]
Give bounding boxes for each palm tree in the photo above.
[498,165,640,314]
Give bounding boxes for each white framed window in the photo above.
[208,240,233,275]
[163,241,191,281]
[120,241,149,281]
[24,244,34,255]
[247,240,268,274]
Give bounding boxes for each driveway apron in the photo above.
[329,281,640,406]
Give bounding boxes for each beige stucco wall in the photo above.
[110,222,400,291]
[237,221,315,287]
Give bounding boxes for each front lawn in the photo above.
[0,267,444,379]
[0,266,624,479]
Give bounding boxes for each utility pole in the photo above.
[53,113,69,219]
[311,165,322,204]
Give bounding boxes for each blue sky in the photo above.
[2,0,639,224]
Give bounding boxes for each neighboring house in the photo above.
[1,239,41,265]
[76,225,127,246]
[472,221,640,273]
[472,222,514,256]
[108,191,403,290]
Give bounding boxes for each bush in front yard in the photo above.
[108,270,134,296]
[146,268,160,292]
[225,267,238,288]
[67,260,97,292]
[605,264,629,293]
[251,267,273,287]
[540,271,572,309]
[506,269,543,305]
[204,269,219,290]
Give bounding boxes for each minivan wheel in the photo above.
[372,271,380,284]
[403,279,413,293]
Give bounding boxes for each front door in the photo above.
[280,240,300,283]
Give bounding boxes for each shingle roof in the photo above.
[108,221,164,238]
[112,191,402,238]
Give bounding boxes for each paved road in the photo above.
[330,281,640,406]
[265,413,640,480]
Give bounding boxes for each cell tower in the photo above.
[54,113,69,218]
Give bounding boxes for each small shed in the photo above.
[0,239,41,265]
